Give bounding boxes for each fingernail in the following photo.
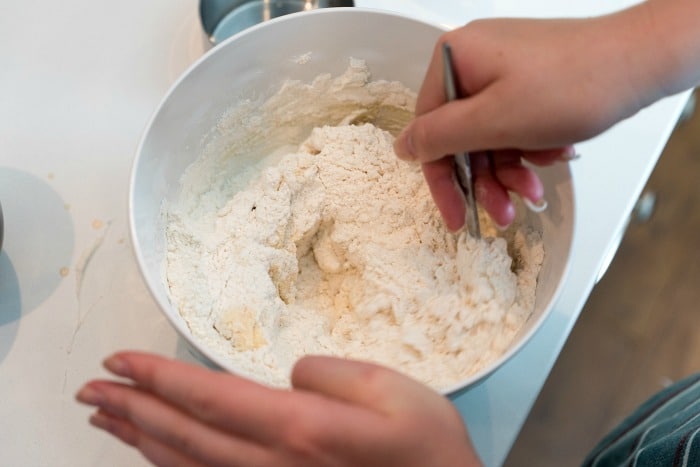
[495,222,510,232]
[76,385,105,406]
[89,411,108,428]
[89,411,115,433]
[394,129,416,161]
[560,147,581,162]
[447,220,465,233]
[524,197,548,213]
[104,355,130,377]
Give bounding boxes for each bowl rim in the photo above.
[129,6,576,396]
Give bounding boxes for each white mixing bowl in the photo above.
[129,8,575,396]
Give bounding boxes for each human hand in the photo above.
[76,352,482,467]
[395,11,661,230]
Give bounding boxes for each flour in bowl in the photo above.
[164,60,544,391]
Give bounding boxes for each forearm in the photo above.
[614,0,700,105]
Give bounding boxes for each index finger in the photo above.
[103,351,387,449]
[102,351,287,441]
[414,37,449,116]
[415,29,491,116]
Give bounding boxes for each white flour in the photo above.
[164,60,544,391]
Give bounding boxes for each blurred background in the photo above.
[505,92,700,466]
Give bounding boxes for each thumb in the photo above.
[394,93,503,163]
[291,356,445,415]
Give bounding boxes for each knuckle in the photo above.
[276,405,326,459]
[410,118,435,161]
[357,363,387,388]
[353,365,395,406]
[433,33,449,56]
[439,28,462,46]
[172,430,198,458]
[186,386,218,420]
[148,423,203,462]
[132,358,161,389]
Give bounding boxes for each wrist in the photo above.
[578,5,663,122]
[610,0,700,106]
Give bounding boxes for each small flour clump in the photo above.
[165,61,544,391]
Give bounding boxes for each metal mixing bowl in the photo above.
[200,0,354,45]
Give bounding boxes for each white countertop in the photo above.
[0,1,689,466]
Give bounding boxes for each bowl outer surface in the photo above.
[130,8,575,395]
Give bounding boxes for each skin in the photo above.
[76,352,482,467]
[394,0,700,230]
[78,1,700,465]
